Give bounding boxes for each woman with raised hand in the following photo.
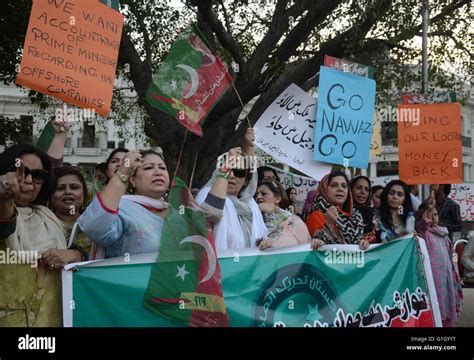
[78,149,226,258]
[0,144,81,326]
[305,171,367,251]
[195,128,267,249]
[375,180,416,242]
[255,181,311,250]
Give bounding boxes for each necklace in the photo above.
[392,217,403,234]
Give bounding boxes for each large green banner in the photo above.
[62,237,441,327]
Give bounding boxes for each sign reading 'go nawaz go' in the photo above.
[314,66,376,169]
[16,0,124,116]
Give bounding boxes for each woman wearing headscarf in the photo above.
[305,171,367,251]
[350,175,377,243]
[301,189,318,221]
[0,144,83,326]
[416,204,463,327]
[195,129,267,249]
[255,180,311,250]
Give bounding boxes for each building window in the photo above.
[377,161,399,177]
[79,122,96,148]
[107,141,115,149]
[381,121,397,147]
[118,140,125,148]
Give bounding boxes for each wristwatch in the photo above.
[116,170,129,184]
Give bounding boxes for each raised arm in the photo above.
[100,150,143,211]
[243,128,255,157]
[208,147,242,199]
[47,117,70,164]
[0,161,27,237]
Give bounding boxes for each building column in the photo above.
[464,163,471,182]
[370,162,377,178]
[361,168,368,177]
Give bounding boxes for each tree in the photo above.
[1,0,472,186]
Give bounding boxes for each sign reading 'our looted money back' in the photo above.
[397,103,463,184]
[16,0,124,116]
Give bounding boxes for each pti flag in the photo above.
[64,236,441,327]
[142,177,229,327]
[146,25,232,136]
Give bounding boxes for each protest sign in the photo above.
[314,66,376,169]
[254,83,331,180]
[370,175,399,187]
[397,103,462,184]
[267,165,318,203]
[63,237,441,327]
[370,113,382,157]
[449,183,474,222]
[324,55,374,78]
[401,92,456,104]
[16,0,123,117]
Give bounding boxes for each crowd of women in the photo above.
[0,120,464,327]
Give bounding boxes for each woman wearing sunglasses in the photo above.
[255,181,311,250]
[305,171,368,251]
[195,128,267,249]
[0,144,83,327]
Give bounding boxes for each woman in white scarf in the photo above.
[0,143,81,327]
[195,129,267,249]
[0,144,81,268]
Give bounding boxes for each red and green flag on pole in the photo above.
[145,24,232,137]
[142,177,229,327]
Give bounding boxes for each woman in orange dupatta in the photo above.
[304,171,368,251]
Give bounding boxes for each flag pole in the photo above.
[188,150,199,189]
[230,82,252,129]
[173,130,188,180]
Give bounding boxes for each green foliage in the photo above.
[0,116,33,145]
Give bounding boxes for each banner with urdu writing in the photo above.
[63,236,441,327]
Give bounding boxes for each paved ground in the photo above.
[458,287,474,327]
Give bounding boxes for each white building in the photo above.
[1,76,472,182]
[0,80,148,174]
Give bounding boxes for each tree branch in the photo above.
[192,0,245,67]
[245,0,394,128]
[218,0,233,36]
[270,0,344,65]
[117,31,152,99]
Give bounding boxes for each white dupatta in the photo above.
[195,169,267,250]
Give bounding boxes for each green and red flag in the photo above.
[64,236,441,327]
[142,177,229,327]
[145,25,232,137]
